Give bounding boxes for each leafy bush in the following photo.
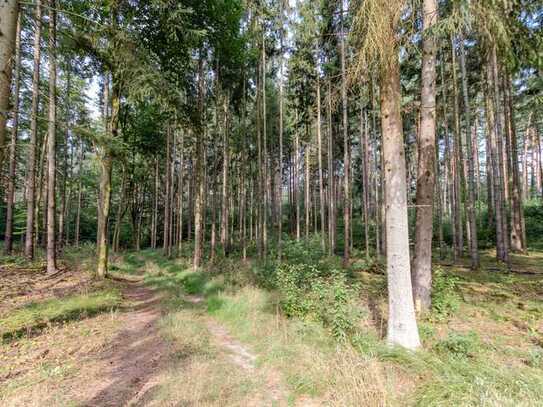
[431,267,461,320]
[434,331,482,359]
[281,236,326,266]
[276,263,359,340]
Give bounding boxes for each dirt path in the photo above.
[74,282,168,407]
[186,294,289,406]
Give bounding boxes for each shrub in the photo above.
[276,263,359,340]
[434,331,482,359]
[431,267,461,320]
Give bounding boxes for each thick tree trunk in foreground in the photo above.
[24,0,42,260]
[381,59,421,350]
[46,0,57,274]
[0,0,18,170]
[413,0,438,313]
[4,12,21,255]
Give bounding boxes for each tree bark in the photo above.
[380,58,421,350]
[485,48,508,266]
[220,96,229,255]
[163,127,171,255]
[3,11,21,255]
[305,144,310,239]
[193,56,205,269]
[451,37,464,259]
[459,37,479,268]
[96,73,119,278]
[58,65,71,251]
[504,74,525,252]
[490,46,510,266]
[316,74,325,251]
[360,107,370,259]
[46,0,57,274]
[413,0,438,313]
[177,131,184,252]
[340,4,350,266]
[24,0,42,260]
[327,79,335,254]
[75,138,84,247]
[0,0,18,170]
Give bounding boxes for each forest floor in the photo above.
[1,246,543,406]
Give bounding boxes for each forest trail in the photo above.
[184,294,291,406]
[74,282,168,406]
[73,283,294,406]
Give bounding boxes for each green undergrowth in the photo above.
[1,287,121,342]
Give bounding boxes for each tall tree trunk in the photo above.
[4,12,21,255]
[151,157,158,248]
[316,74,325,251]
[327,79,335,254]
[58,65,71,251]
[451,37,464,259]
[305,144,310,239]
[112,167,126,252]
[440,57,455,258]
[193,56,205,269]
[380,58,421,350]
[490,46,510,266]
[177,131,184,252]
[295,111,300,241]
[220,96,229,255]
[96,72,119,278]
[0,0,18,170]
[413,0,438,313]
[459,36,479,268]
[360,108,370,259]
[24,0,42,260]
[75,138,84,247]
[504,74,525,252]
[163,127,171,254]
[261,33,268,258]
[485,49,508,265]
[46,0,57,274]
[340,4,350,266]
[210,180,217,262]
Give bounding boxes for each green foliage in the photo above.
[524,202,543,250]
[434,332,482,359]
[431,267,461,320]
[526,348,543,369]
[276,263,359,340]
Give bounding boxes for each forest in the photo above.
[0,0,542,405]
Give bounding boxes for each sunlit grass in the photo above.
[0,288,121,341]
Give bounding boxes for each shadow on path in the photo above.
[80,283,168,407]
